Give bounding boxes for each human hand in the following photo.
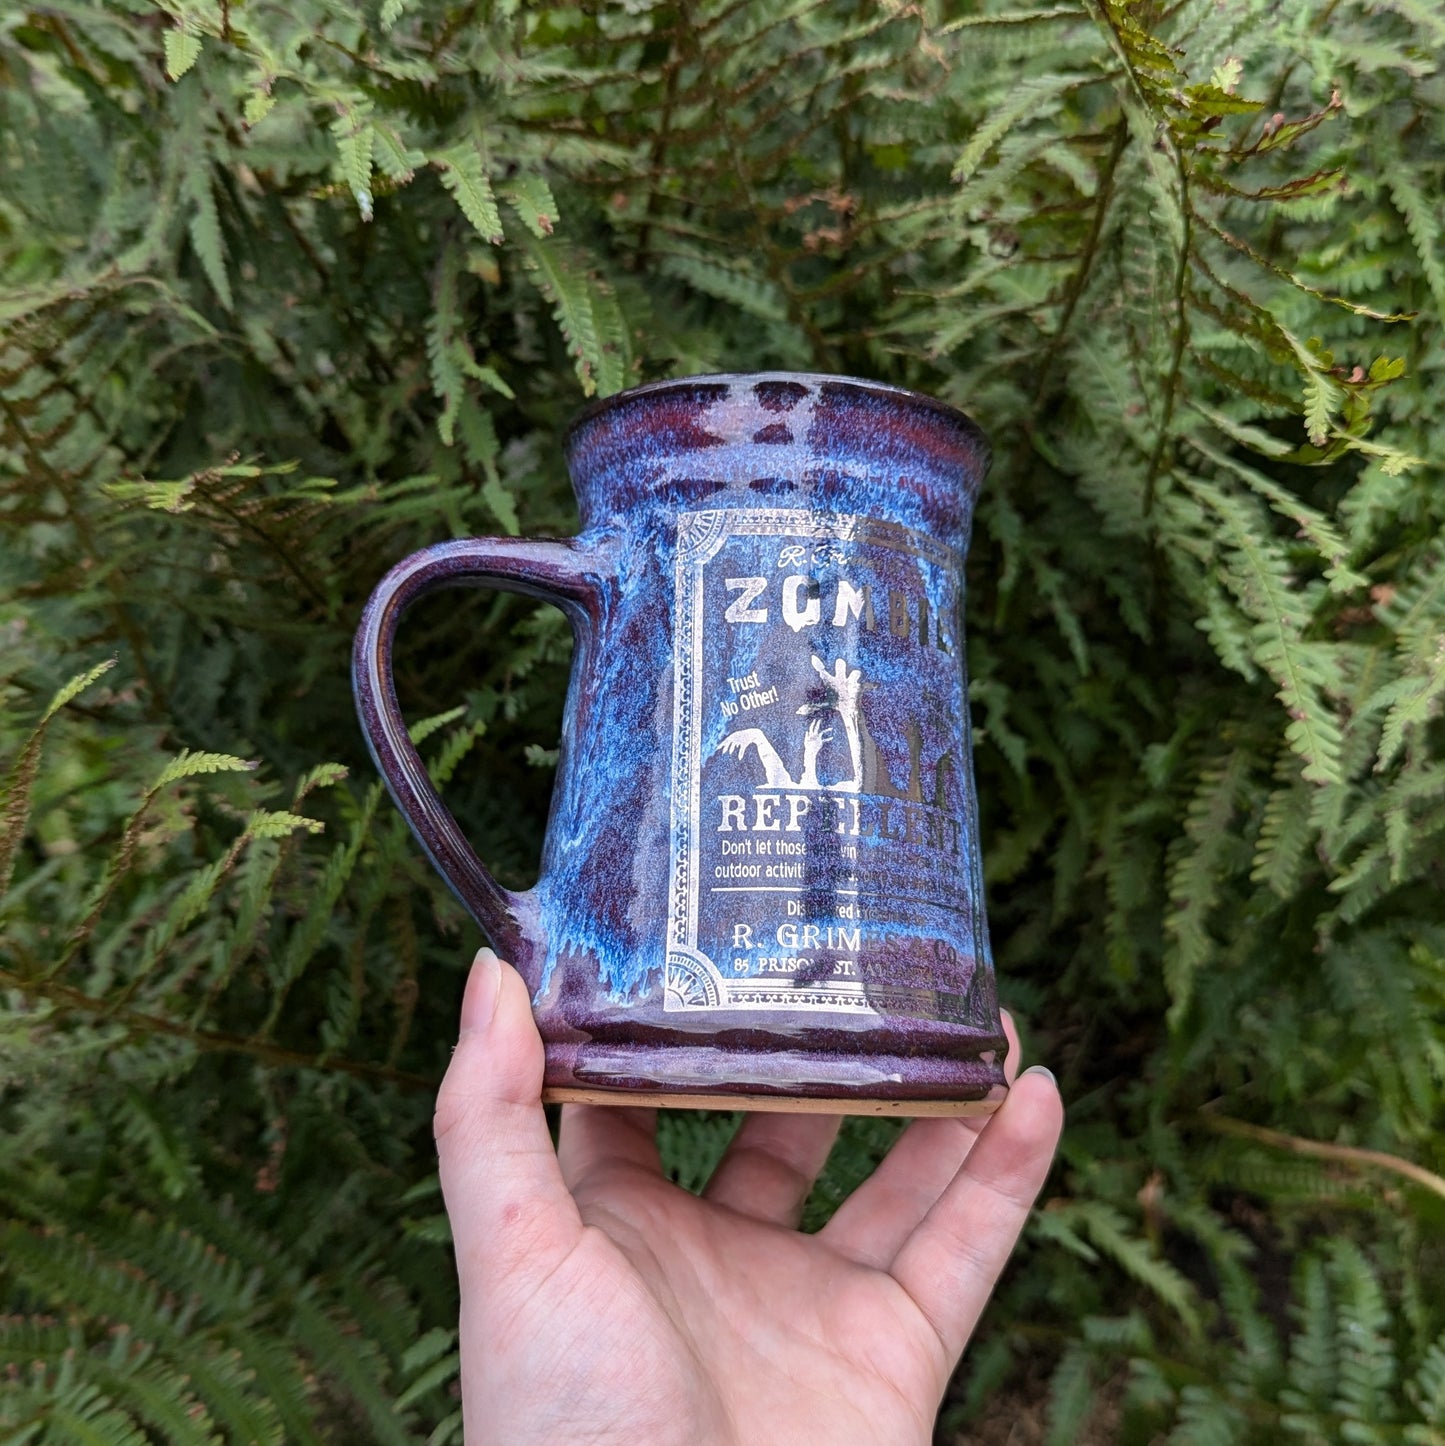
[436,949,1063,1446]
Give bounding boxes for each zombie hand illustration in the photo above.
[806,655,875,792]
[717,729,797,788]
[809,655,874,713]
[797,718,832,791]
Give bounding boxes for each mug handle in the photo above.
[352,536,608,964]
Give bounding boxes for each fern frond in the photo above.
[164,28,203,82]
[258,784,379,1036]
[1372,673,1445,774]
[1377,541,1445,655]
[1165,748,1255,1020]
[1033,1201,1202,1333]
[1169,1385,1248,1446]
[0,1223,287,1445]
[1387,163,1445,322]
[1251,747,1316,898]
[1179,474,1345,784]
[499,175,559,238]
[0,1319,217,1445]
[1408,1330,1445,1427]
[425,244,512,447]
[426,719,486,790]
[952,72,1095,182]
[154,750,257,788]
[517,233,629,397]
[656,247,790,323]
[1044,1341,1096,1446]
[1187,435,1364,592]
[288,1298,411,1446]
[427,245,467,447]
[407,707,465,747]
[33,1382,154,1446]
[1282,1254,1338,1425]
[332,108,376,222]
[939,6,1090,37]
[1370,542,1445,769]
[182,165,233,312]
[1327,1240,1396,1429]
[433,138,503,243]
[373,122,426,182]
[0,657,116,898]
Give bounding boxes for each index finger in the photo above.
[887,1066,1062,1362]
[820,1010,1023,1266]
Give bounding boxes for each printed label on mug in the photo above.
[666,508,994,1023]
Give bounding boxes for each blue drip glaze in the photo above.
[354,373,1006,1108]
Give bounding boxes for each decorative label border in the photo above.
[665,507,960,1014]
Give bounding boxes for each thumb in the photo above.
[436,948,582,1298]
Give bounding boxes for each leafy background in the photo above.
[3,0,1443,1441]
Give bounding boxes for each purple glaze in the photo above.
[353,373,1007,1108]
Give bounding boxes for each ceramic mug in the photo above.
[353,373,1007,1114]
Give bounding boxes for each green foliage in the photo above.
[2,0,1442,1440]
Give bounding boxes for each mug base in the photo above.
[540,1035,1008,1116]
[543,1085,1002,1116]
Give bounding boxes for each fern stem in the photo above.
[633,42,682,269]
[1197,1112,1445,1203]
[0,394,167,714]
[268,199,429,442]
[384,894,421,1069]
[1195,208,1411,323]
[1032,117,1130,412]
[28,12,103,84]
[1142,146,1191,515]
[196,486,333,615]
[0,967,434,1091]
[105,831,254,1015]
[1078,0,1193,514]
[45,783,168,983]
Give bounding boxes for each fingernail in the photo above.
[1021,1064,1057,1089]
[459,948,502,1034]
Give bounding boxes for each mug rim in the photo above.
[565,370,991,466]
